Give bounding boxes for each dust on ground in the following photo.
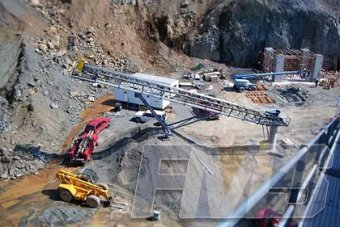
[178,83,339,147]
[0,0,339,226]
[0,91,297,226]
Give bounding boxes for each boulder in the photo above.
[51,34,60,48]
[43,90,50,96]
[87,26,96,34]
[180,0,189,8]
[30,0,40,5]
[38,43,48,52]
[69,91,79,97]
[49,26,57,33]
[50,103,59,109]
[27,103,34,112]
[0,148,11,163]
[46,41,55,50]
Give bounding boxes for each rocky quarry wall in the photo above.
[145,0,340,69]
[24,0,340,69]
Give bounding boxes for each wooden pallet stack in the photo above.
[256,84,267,91]
[246,90,273,104]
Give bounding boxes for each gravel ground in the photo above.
[0,0,339,226]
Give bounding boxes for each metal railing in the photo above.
[219,116,340,227]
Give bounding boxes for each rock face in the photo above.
[0,36,22,93]
[145,0,340,68]
[183,0,339,67]
[184,0,340,68]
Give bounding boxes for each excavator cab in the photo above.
[78,168,99,183]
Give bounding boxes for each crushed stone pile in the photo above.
[272,87,312,107]
[0,145,54,180]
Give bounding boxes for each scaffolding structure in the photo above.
[261,48,325,81]
[262,47,276,73]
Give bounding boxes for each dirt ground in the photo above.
[0,0,339,226]
[1,80,339,226]
[176,82,339,147]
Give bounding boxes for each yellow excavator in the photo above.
[56,168,114,208]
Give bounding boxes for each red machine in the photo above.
[69,117,111,163]
[255,208,282,227]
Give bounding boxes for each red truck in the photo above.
[68,117,111,163]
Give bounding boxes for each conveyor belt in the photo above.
[73,63,288,127]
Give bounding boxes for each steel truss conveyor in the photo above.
[73,62,288,136]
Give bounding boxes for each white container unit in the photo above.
[114,73,179,110]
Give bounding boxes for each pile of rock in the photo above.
[34,24,134,72]
[36,35,60,53]
[110,0,137,5]
[39,206,94,226]
[26,0,135,73]
[0,97,12,133]
[27,0,139,72]
[0,146,47,180]
[67,27,136,72]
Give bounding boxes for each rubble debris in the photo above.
[0,97,12,133]
[39,207,93,225]
[180,0,189,8]
[69,91,79,98]
[38,43,48,52]
[273,87,311,107]
[0,146,48,180]
[27,103,34,112]
[27,1,138,73]
[319,75,338,89]
[50,103,59,109]
[191,63,205,71]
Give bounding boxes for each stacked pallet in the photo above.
[256,84,267,91]
[246,91,273,104]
